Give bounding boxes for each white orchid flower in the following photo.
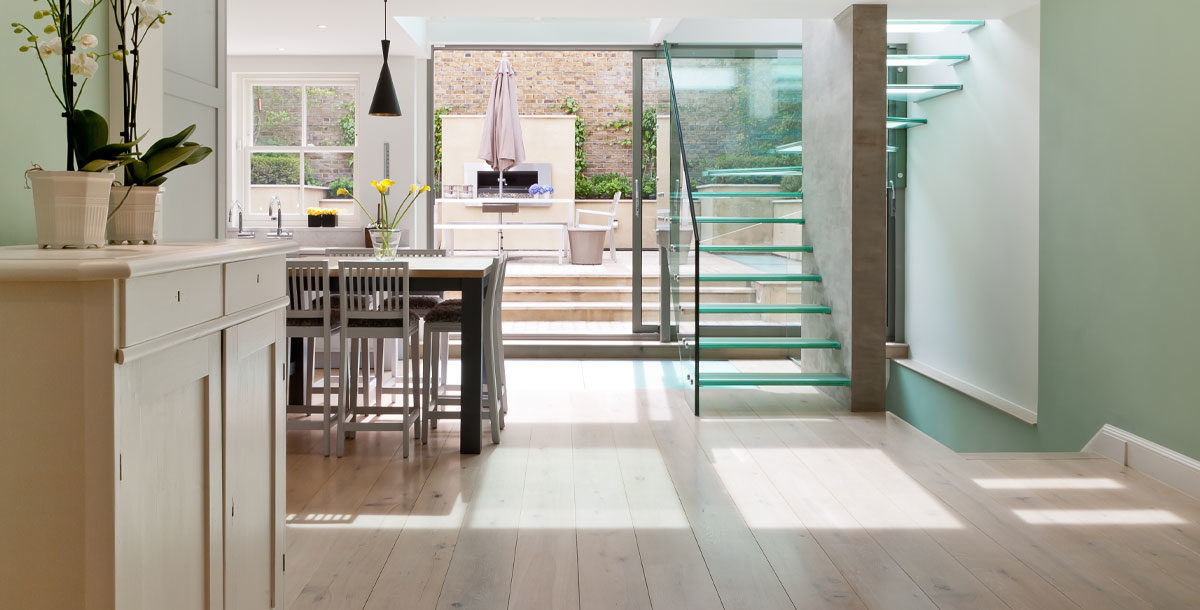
[37,37,61,57]
[78,34,98,49]
[69,52,99,78]
[134,0,166,29]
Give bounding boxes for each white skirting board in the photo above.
[1085,424,1200,502]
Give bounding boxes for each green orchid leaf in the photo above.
[178,146,213,167]
[144,145,197,178]
[70,109,109,168]
[127,160,150,183]
[141,124,196,160]
[145,176,168,187]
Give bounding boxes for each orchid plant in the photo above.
[13,0,130,171]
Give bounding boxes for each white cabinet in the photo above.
[0,241,295,610]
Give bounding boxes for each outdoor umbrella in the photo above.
[478,53,526,251]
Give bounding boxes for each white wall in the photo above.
[903,5,1040,411]
[227,55,430,245]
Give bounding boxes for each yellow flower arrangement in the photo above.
[337,180,430,231]
[305,208,338,216]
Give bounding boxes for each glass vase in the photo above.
[369,227,402,259]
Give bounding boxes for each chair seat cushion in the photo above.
[347,312,421,328]
[425,299,463,323]
[383,294,443,316]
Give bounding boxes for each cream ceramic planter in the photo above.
[108,185,164,244]
[28,170,114,248]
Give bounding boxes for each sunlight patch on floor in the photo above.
[1013,509,1186,525]
[974,477,1125,490]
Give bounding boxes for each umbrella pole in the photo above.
[497,169,505,253]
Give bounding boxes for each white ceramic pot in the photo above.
[28,170,114,248]
[108,185,164,244]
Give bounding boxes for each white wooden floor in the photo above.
[285,361,1200,610]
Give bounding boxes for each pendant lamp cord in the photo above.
[382,0,388,41]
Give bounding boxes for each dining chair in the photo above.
[575,190,620,262]
[337,260,422,458]
[285,260,338,456]
[421,253,508,445]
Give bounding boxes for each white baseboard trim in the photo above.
[1085,424,1200,502]
[893,358,1038,425]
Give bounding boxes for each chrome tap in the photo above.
[228,200,256,238]
[267,197,293,239]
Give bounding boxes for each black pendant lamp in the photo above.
[368,0,402,117]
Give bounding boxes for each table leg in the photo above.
[287,337,307,406]
[459,277,483,454]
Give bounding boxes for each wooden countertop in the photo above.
[0,240,298,281]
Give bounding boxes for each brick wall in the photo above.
[434,50,635,178]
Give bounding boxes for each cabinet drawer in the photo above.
[224,255,285,314]
[121,265,223,347]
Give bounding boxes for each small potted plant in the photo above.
[306,208,338,227]
[337,180,429,258]
[528,184,555,199]
[108,125,211,244]
[14,1,136,247]
[102,0,210,244]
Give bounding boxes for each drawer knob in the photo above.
[176,290,182,302]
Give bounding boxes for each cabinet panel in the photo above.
[224,310,286,609]
[121,264,223,347]
[115,333,223,610]
[225,254,286,314]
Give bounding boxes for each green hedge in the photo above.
[251,154,299,185]
[576,172,631,200]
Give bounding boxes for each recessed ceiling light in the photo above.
[277,47,286,51]
[317,24,328,29]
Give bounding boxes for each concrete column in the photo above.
[800,4,887,411]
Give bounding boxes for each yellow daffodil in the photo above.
[336,187,350,196]
[419,185,431,193]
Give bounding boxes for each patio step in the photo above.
[697,372,852,387]
[503,300,778,322]
[504,284,756,304]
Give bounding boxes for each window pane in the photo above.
[305,152,355,198]
[306,85,357,147]
[252,85,302,146]
[250,153,301,215]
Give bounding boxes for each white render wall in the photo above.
[902,5,1041,412]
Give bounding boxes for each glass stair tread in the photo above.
[887,117,928,129]
[696,304,831,315]
[696,337,841,349]
[887,54,969,67]
[697,273,822,282]
[688,191,804,199]
[887,84,963,102]
[695,216,804,224]
[698,245,812,253]
[698,372,852,387]
[886,20,985,34]
[702,166,802,178]
[774,141,899,154]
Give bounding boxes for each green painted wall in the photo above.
[889,0,1200,460]
[0,7,108,246]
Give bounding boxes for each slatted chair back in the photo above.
[286,260,332,327]
[338,261,412,331]
[325,247,374,258]
[396,249,447,257]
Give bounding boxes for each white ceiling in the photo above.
[228,0,1039,56]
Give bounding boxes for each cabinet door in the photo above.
[115,333,224,610]
[223,309,286,609]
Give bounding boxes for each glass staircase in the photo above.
[663,22,976,414]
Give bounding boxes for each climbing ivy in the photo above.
[433,105,456,192]
[561,96,588,181]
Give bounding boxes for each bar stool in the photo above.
[421,253,509,445]
[337,261,422,457]
[285,260,338,456]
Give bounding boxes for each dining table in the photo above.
[287,255,496,454]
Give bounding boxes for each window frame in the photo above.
[234,73,360,227]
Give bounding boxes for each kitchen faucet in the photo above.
[266,196,293,239]
[228,200,256,238]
